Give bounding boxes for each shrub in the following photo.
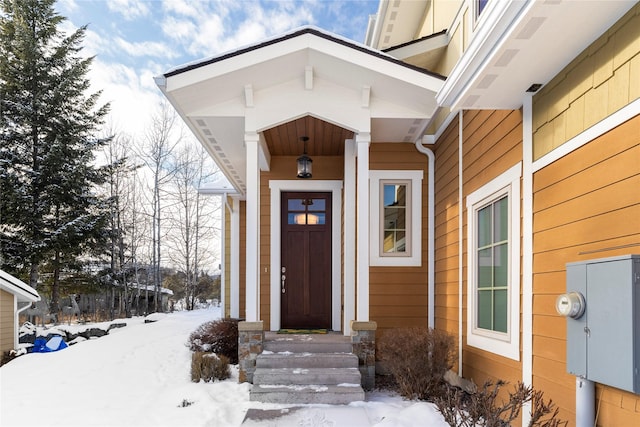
[188,318,238,364]
[378,327,455,400]
[191,351,231,382]
[434,380,567,427]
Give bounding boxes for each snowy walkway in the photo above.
[0,308,448,426]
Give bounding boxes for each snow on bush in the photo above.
[187,318,238,364]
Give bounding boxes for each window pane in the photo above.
[395,231,406,252]
[288,199,305,211]
[383,230,405,253]
[493,289,508,333]
[494,196,508,242]
[288,213,306,224]
[478,290,492,330]
[307,199,325,211]
[478,248,492,288]
[478,205,492,247]
[494,243,508,287]
[383,184,406,207]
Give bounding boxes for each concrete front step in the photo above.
[257,352,359,369]
[250,332,365,404]
[263,334,352,354]
[250,384,365,405]
[253,367,361,385]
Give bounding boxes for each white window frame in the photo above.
[370,170,423,267]
[466,163,521,361]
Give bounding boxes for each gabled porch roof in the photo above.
[156,26,445,195]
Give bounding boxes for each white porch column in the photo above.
[245,132,260,322]
[230,196,240,319]
[343,139,356,334]
[356,133,370,321]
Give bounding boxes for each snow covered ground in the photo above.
[0,307,449,427]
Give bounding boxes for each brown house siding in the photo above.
[532,115,640,425]
[434,110,524,383]
[457,110,523,386]
[369,143,430,333]
[434,115,462,343]
[1,289,14,353]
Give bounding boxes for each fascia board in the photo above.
[166,32,444,95]
[0,270,40,302]
[436,0,531,108]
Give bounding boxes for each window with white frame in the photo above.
[466,163,521,360]
[370,170,422,267]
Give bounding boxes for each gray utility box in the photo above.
[565,255,640,394]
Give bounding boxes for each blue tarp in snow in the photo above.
[31,336,68,353]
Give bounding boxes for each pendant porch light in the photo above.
[296,136,312,179]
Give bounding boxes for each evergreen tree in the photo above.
[0,0,110,310]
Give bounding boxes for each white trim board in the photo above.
[268,180,343,332]
[533,98,640,173]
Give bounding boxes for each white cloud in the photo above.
[114,37,178,59]
[106,0,150,20]
[88,59,163,139]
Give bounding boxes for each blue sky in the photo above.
[56,0,380,138]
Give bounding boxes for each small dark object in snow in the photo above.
[144,319,156,324]
[108,322,126,330]
[179,399,194,407]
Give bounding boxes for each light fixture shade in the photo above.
[296,136,312,178]
[297,154,312,178]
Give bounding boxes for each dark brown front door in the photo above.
[281,192,331,329]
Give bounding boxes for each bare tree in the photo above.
[166,143,220,309]
[137,102,180,313]
[101,128,143,318]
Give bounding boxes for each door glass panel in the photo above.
[288,199,305,211]
[307,199,326,211]
[306,213,325,225]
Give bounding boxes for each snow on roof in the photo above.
[125,282,174,296]
[0,269,40,302]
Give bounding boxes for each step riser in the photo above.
[250,388,365,405]
[253,369,361,385]
[263,342,353,353]
[256,353,358,369]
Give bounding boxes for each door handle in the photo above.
[281,274,286,294]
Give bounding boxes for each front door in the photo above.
[281,192,332,329]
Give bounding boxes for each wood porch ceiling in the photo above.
[263,116,354,157]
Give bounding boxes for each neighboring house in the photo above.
[157,1,639,425]
[76,283,175,317]
[0,270,40,354]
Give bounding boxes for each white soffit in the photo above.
[438,0,636,110]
